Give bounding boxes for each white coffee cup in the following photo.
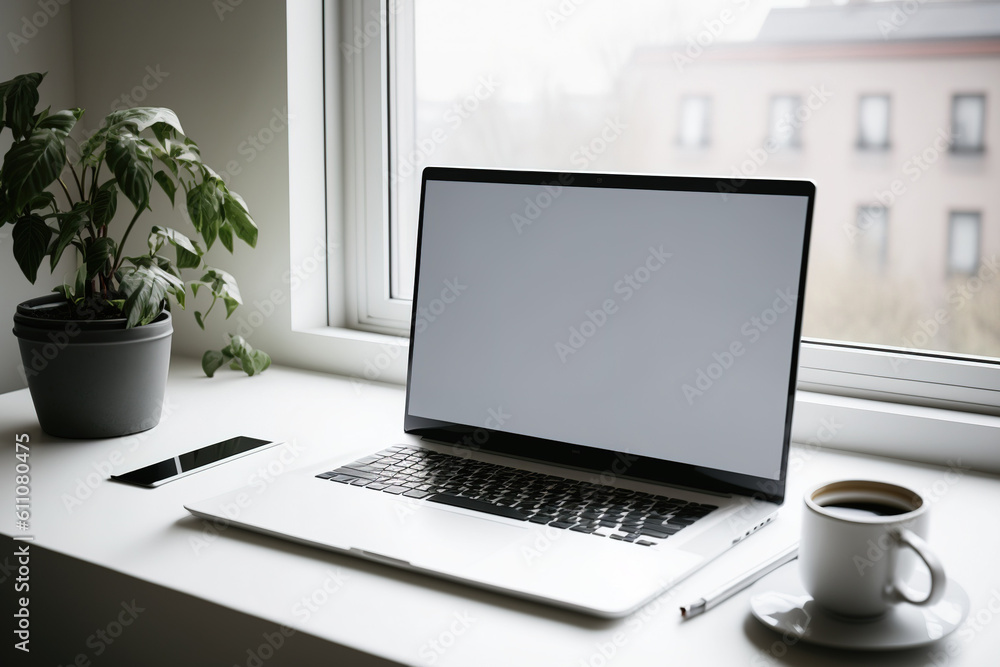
[799,479,947,618]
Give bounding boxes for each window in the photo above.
[677,95,711,148]
[857,94,890,150]
[951,94,986,153]
[855,205,888,270]
[336,0,1000,415]
[948,211,981,275]
[768,95,802,149]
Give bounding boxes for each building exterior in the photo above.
[619,0,1000,357]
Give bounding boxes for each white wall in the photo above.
[0,0,77,393]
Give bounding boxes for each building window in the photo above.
[951,94,986,153]
[856,205,888,269]
[948,211,981,274]
[857,94,890,150]
[677,95,711,148]
[768,95,802,149]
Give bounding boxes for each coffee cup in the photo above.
[799,479,946,618]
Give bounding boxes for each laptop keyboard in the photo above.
[316,446,717,546]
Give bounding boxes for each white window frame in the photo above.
[338,0,413,333]
[298,1,1000,467]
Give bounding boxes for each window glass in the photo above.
[858,94,890,149]
[949,212,981,275]
[856,205,888,270]
[678,95,711,147]
[769,95,802,149]
[952,94,986,152]
[397,0,999,359]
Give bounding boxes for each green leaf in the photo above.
[149,225,201,269]
[78,128,108,168]
[153,170,176,206]
[150,121,176,147]
[186,180,223,246]
[201,350,226,377]
[218,221,234,253]
[84,236,117,278]
[25,190,55,214]
[73,263,87,296]
[251,349,271,374]
[118,264,170,327]
[1,128,67,212]
[223,296,239,318]
[12,215,53,283]
[194,311,204,329]
[3,73,43,140]
[211,335,270,377]
[127,253,184,282]
[198,267,242,306]
[106,107,184,136]
[104,132,153,211]
[91,182,118,228]
[35,109,81,137]
[51,283,75,301]
[223,190,257,248]
[49,204,90,271]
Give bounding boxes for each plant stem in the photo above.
[90,163,102,201]
[112,206,144,274]
[57,178,74,207]
[68,163,86,201]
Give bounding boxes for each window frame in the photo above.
[326,0,1000,426]
[338,0,413,333]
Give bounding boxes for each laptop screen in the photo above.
[404,168,813,502]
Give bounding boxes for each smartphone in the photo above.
[110,436,278,488]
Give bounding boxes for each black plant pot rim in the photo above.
[13,294,172,344]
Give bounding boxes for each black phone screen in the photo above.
[110,436,274,487]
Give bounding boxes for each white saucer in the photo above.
[749,560,969,651]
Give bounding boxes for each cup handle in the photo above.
[891,528,947,606]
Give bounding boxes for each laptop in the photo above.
[186,167,814,618]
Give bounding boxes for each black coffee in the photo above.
[820,501,909,520]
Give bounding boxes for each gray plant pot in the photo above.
[12,294,172,439]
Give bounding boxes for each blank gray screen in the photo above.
[408,179,809,480]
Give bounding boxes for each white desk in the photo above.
[2,357,999,666]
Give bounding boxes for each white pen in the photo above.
[680,543,799,619]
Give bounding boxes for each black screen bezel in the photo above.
[403,167,814,504]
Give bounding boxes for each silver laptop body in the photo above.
[187,168,814,618]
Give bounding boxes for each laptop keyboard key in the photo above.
[427,493,529,521]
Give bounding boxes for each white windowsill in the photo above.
[277,323,1000,475]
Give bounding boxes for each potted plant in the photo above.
[1,72,269,438]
